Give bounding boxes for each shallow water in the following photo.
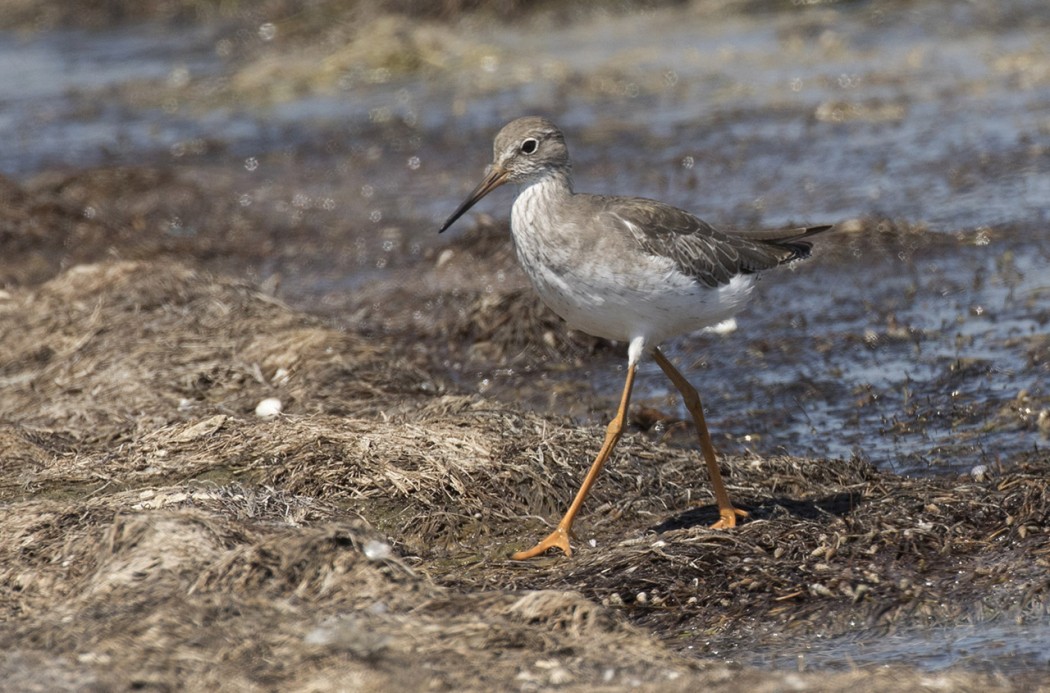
[1,1,1048,675]
[755,621,1050,673]
[0,26,226,174]
[656,227,1049,474]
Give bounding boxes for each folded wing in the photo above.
[600,196,831,288]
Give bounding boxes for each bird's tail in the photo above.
[744,224,833,263]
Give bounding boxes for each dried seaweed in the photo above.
[0,261,1046,691]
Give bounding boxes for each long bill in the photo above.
[438,165,509,233]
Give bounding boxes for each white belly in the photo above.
[509,185,754,347]
[522,251,755,345]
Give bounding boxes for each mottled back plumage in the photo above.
[600,196,831,287]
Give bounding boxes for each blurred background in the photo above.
[1,0,1048,474]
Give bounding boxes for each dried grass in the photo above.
[0,260,1047,690]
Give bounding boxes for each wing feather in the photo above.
[598,196,830,288]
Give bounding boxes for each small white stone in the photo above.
[255,397,283,418]
[436,248,455,268]
[363,540,392,561]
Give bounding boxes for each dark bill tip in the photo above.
[438,166,508,234]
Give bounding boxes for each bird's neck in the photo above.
[518,168,574,203]
[511,169,574,243]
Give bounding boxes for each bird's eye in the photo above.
[520,138,539,155]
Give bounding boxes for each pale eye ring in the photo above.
[520,138,539,155]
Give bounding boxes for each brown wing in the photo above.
[599,196,831,288]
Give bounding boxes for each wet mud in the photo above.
[1,0,1049,690]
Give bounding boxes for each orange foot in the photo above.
[511,526,572,560]
[710,505,749,529]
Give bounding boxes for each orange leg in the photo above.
[651,348,747,528]
[511,363,637,560]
